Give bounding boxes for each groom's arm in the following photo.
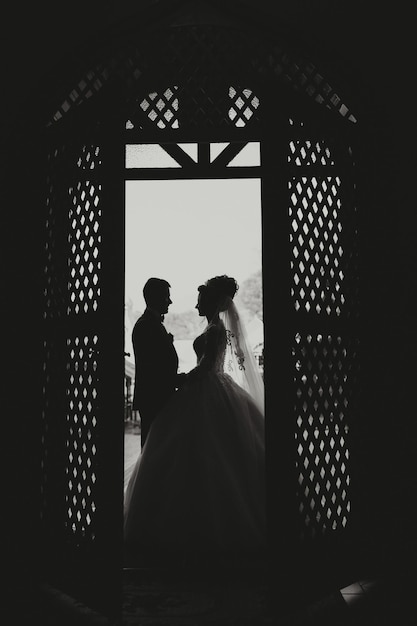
[132,322,164,386]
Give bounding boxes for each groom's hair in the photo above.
[143,277,171,305]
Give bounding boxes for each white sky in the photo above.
[125,178,262,313]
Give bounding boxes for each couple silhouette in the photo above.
[124,275,266,567]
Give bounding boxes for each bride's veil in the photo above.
[220,298,265,414]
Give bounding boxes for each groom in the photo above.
[132,277,185,448]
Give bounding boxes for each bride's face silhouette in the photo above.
[196,291,206,316]
[196,290,217,320]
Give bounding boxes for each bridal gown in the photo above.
[123,320,266,564]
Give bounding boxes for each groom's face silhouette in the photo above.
[153,287,172,316]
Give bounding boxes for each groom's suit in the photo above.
[132,308,180,447]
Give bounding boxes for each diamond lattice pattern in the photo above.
[44,144,102,318]
[139,87,179,129]
[41,139,104,542]
[287,126,359,540]
[68,180,101,316]
[289,176,345,316]
[51,24,356,125]
[293,333,358,539]
[68,144,102,316]
[131,84,260,130]
[65,335,100,539]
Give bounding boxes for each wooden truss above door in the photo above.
[124,140,261,179]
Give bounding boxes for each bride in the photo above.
[124,275,266,567]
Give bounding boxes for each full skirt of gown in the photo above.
[123,371,266,564]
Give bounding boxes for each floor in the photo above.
[118,425,417,624]
[8,561,414,626]
[10,422,406,626]
[15,426,411,624]
[11,423,413,623]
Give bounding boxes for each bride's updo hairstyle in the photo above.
[198,275,239,312]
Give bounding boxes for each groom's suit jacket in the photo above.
[132,308,179,447]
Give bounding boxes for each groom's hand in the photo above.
[185,366,205,384]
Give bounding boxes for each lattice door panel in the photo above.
[285,113,360,543]
[65,333,100,540]
[67,177,102,317]
[42,138,104,525]
[43,142,103,320]
[292,332,359,540]
[40,124,122,614]
[288,136,359,320]
[289,175,346,316]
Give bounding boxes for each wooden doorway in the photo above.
[37,4,361,616]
